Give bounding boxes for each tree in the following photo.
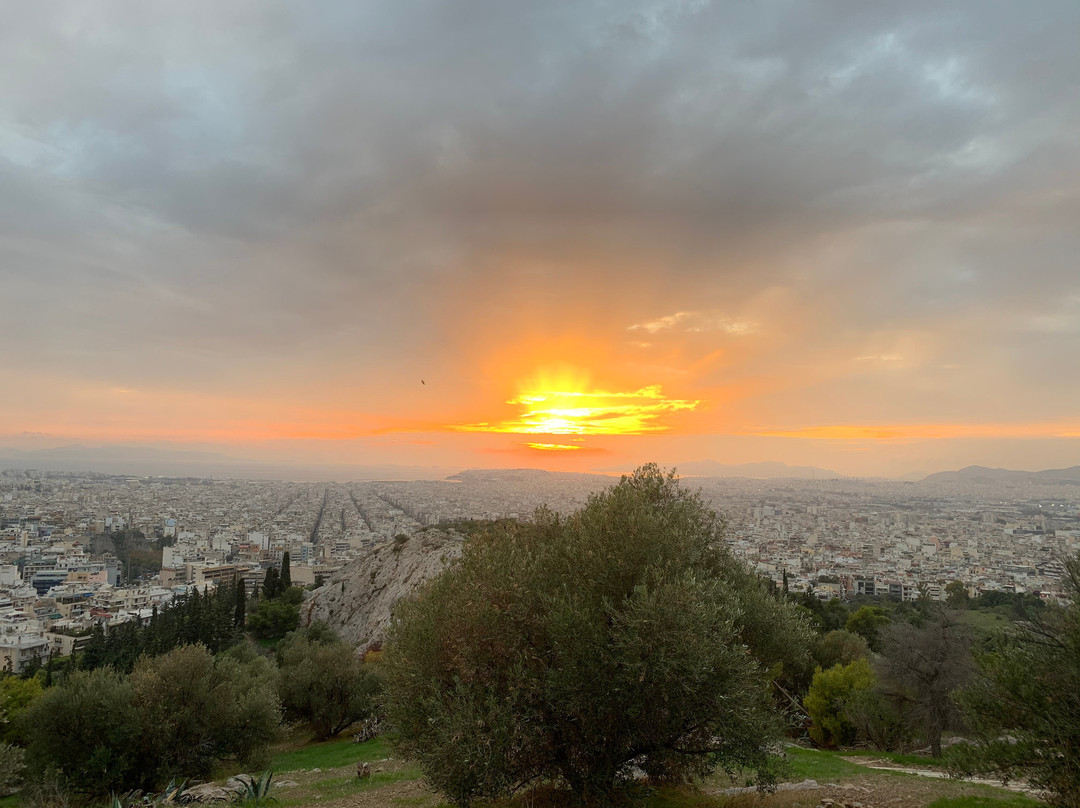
[130,644,280,785]
[234,578,247,627]
[875,607,972,757]
[247,599,300,639]
[846,606,890,652]
[945,580,970,610]
[815,629,870,670]
[277,625,380,740]
[22,668,141,796]
[950,553,1080,806]
[804,659,875,748]
[0,674,42,743]
[263,566,280,600]
[382,465,813,806]
[280,552,292,590]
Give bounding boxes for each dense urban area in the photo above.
[2,465,1077,674]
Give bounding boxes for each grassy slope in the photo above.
[270,737,392,772]
[220,738,1039,808]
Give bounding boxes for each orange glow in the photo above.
[751,422,1080,442]
[454,368,699,436]
[525,442,583,451]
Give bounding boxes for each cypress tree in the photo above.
[234,579,247,628]
[280,552,292,590]
[263,567,280,600]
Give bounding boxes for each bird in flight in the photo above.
[421,379,425,385]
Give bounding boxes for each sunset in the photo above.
[3,1,1079,478]
[5,4,1080,804]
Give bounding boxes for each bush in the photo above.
[22,645,280,796]
[130,644,281,783]
[277,624,381,740]
[0,674,42,743]
[804,658,875,748]
[383,465,813,805]
[22,668,141,795]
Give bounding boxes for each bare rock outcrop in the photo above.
[300,528,463,649]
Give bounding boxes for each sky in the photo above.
[2,0,1079,478]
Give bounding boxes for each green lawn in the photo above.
[959,609,1010,639]
[270,736,391,772]
[0,795,18,808]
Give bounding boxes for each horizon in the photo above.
[4,2,1080,477]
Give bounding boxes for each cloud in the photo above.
[629,311,758,335]
[1,1,1079,472]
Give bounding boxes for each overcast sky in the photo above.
[3,0,1079,476]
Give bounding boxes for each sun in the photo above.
[453,367,699,444]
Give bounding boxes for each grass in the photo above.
[927,796,1042,808]
[0,796,18,808]
[270,736,392,772]
[272,768,424,808]
[781,747,868,780]
[959,609,1010,638]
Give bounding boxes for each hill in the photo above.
[921,465,1080,485]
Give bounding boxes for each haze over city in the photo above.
[4,1,1080,478]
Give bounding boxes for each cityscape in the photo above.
[3,465,1077,674]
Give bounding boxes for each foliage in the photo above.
[814,630,870,670]
[23,645,279,796]
[80,584,243,673]
[130,644,281,784]
[277,625,381,740]
[247,599,300,640]
[945,581,970,610]
[875,607,972,757]
[842,685,913,752]
[950,552,1080,808]
[0,674,42,743]
[237,771,274,807]
[804,659,875,748]
[383,465,813,806]
[280,552,292,590]
[22,668,142,795]
[0,741,25,796]
[845,606,890,652]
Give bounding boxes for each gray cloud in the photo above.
[2,0,1078,423]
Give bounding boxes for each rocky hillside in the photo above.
[300,527,463,650]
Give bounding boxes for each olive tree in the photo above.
[277,624,380,740]
[382,465,813,805]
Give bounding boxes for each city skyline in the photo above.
[4,2,1080,477]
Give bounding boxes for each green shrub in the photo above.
[277,626,380,740]
[22,668,141,795]
[804,658,874,748]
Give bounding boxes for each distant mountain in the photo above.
[0,444,453,481]
[596,460,843,480]
[921,465,1080,485]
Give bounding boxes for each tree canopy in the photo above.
[382,465,813,805]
